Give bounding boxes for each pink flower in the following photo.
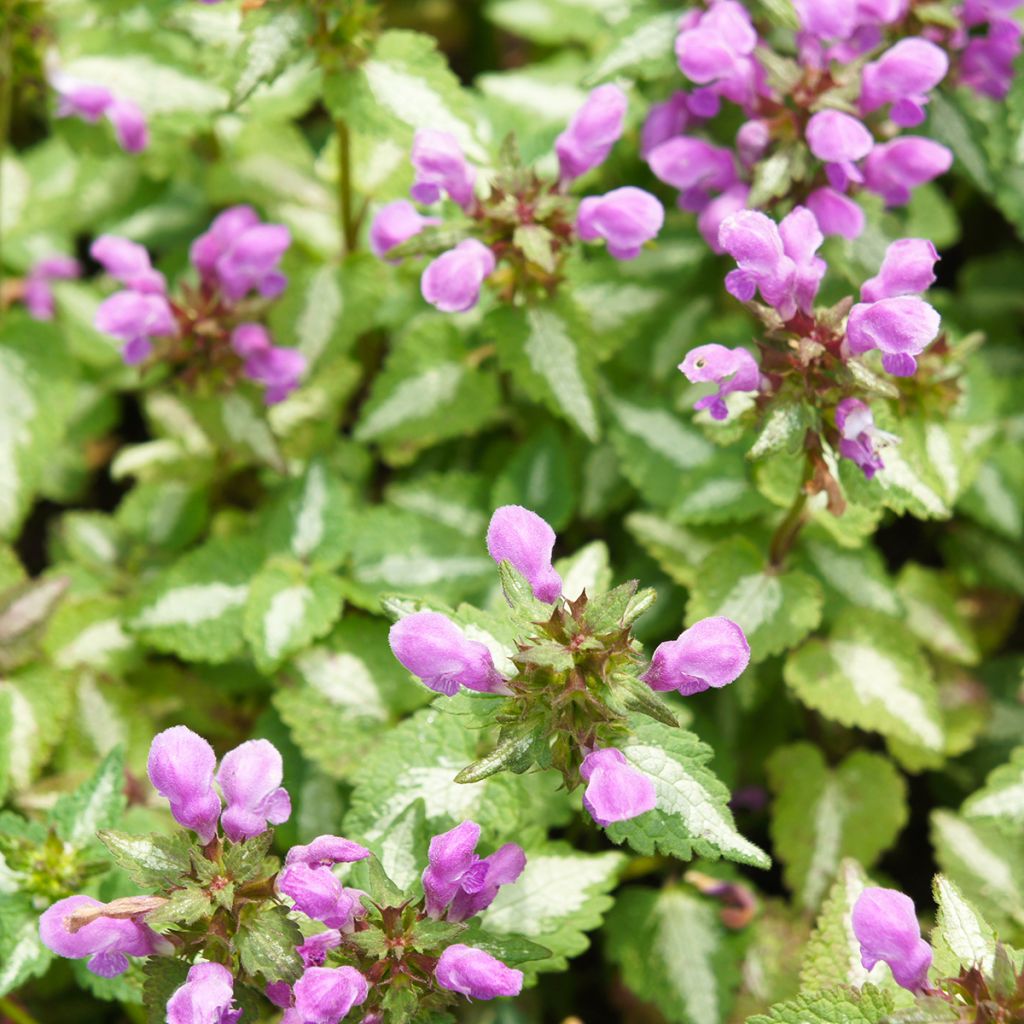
[863,137,953,206]
[860,238,939,302]
[555,84,628,180]
[411,131,476,209]
[679,343,760,420]
[577,187,664,260]
[369,200,438,259]
[435,945,523,1000]
[166,962,241,1024]
[282,966,369,1024]
[486,505,562,603]
[806,187,865,239]
[805,110,874,192]
[835,398,896,478]
[230,324,306,405]
[420,239,495,313]
[647,136,737,211]
[216,738,292,842]
[580,748,656,826]
[860,38,949,127]
[846,295,941,376]
[852,887,932,991]
[22,256,80,320]
[641,617,751,694]
[147,726,222,843]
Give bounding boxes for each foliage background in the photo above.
[1,0,1023,1022]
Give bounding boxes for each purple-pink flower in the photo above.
[486,505,562,604]
[805,110,874,192]
[216,738,292,843]
[641,92,692,158]
[675,1,764,110]
[846,295,941,376]
[580,748,656,826]
[860,238,938,303]
[422,821,525,922]
[860,38,949,126]
[369,200,438,259]
[166,962,241,1024]
[190,205,290,300]
[22,256,80,320]
[147,726,222,844]
[960,18,1022,99]
[285,835,371,869]
[718,207,825,320]
[91,235,165,293]
[863,137,953,206]
[434,945,524,1000]
[230,324,306,405]
[577,187,664,260]
[678,343,761,421]
[555,84,628,181]
[641,617,751,695]
[648,136,737,212]
[52,75,148,152]
[835,398,896,478]
[94,290,176,365]
[281,966,369,1024]
[388,611,508,696]
[806,187,865,239]
[38,896,165,978]
[420,239,495,313]
[851,887,932,991]
[277,864,365,931]
[411,131,476,209]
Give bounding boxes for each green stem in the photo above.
[336,116,357,255]
[768,487,808,569]
[0,996,42,1024]
[0,0,14,321]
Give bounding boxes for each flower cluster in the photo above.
[38,727,531,1022]
[389,505,750,827]
[680,215,941,478]
[51,72,148,153]
[642,0,988,247]
[370,85,665,313]
[91,206,304,403]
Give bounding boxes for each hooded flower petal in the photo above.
[216,738,291,842]
[580,748,656,826]
[555,84,628,181]
[411,130,476,209]
[106,98,148,153]
[388,611,506,696]
[577,187,664,260]
[860,238,938,302]
[860,38,948,126]
[166,962,241,1024]
[147,726,221,843]
[369,200,438,260]
[435,945,524,999]
[285,835,371,868]
[846,295,941,375]
[852,887,932,991]
[422,820,483,918]
[806,187,865,239]
[642,617,751,695]
[863,137,953,206]
[447,843,526,922]
[284,966,369,1024]
[678,343,760,420]
[486,505,562,603]
[836,398,890,478]
[420,239,495,313]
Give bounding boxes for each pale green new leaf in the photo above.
[747,985,895,1024]
[480,844,623,971]
[931,875,997,977]
[605,886,738,1024]
[767,744,907,909]
[605,719,771,869]
[800,859,873,991]
[784,610,945,758]
[687,538,823,662]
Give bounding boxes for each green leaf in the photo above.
[97,830,194,889]
[800,859,873,991]
[142,956,190,1024]
[243,561,344,673]
[0,896,52,997]
[931,874,997,977]
[490,299,600,442]
[51,746,126,849]
[374,799,429,893]
[784,610,945,760]
[584,11,678,83]
[456,925,552,966]
[145,886,213,932]
[345,707,570,853]
[748,401,810,460]
[686,537,823,662]
[796,531,901,622]
[230,7,311,105]
[129,535,264,664]
[224,831,276,886]
[930,810,1024,934]
[767,744,907,909]
[895,565,979,666]
[236,903,304,984]
[497,561,553,623]
[605,719,771,869]
[0,318,74,539]
[747,985,895,1024]
[479,844,623,971]
[274,617,431,781]
[962,746,1024,834]
[354,316,501,457]
[605,885,739,1024]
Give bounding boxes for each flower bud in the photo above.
[216,738,291,842]
[641,617,750,695]
[580,748,656,826]
[147,726,221,843]
[420,239,495,313]
[845,295,941,376]
[486,505,562,603]
[555,84,628,181]
[369,200,437,260]
[647,137,737,210]
[852,887,932,991]
[411,130,476,209]
[435,945,524,999]
[166,962,240,1024]
[860,239,938,302]
[806,187,864,239]
[389,611,506,696]
[577,187,664,260]
[863,137,952,206]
